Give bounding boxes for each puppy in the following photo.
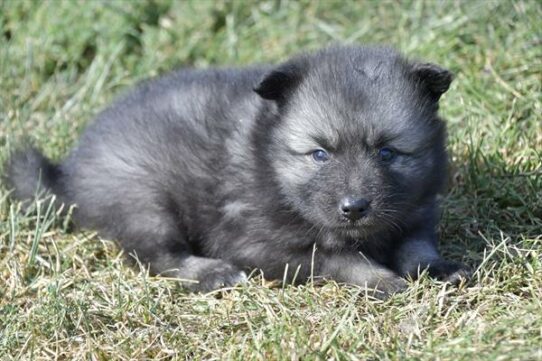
[5,46,470,295]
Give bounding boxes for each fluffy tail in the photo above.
[3,147,63,203]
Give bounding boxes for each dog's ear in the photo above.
[411,63,453,99]
[254,62,304,102]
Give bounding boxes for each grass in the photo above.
[0,0,541,359]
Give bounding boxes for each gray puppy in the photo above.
[5,46,470,295]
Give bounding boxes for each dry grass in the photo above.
[1,0,541,359]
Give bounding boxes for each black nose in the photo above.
[339,197,371,221]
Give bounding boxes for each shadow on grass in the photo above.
[440,145,541,267]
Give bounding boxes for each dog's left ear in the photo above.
[411,63,453,99]
[254,62,304,103]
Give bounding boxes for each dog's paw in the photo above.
[427,259,471,285]
[370,275,408,299]
[192,262,248,293]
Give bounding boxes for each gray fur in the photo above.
[4,45,470,295]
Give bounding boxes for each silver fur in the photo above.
[4,46,470,295]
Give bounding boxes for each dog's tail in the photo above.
[3,146,65,205]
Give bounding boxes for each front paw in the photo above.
[427,259,471,285]
[192,262,248,293]
[370,275,408,299]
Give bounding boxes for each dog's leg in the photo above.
[87,201,247,292]
[392,234,471,284]
[317,252,407,298]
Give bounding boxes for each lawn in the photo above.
[0,0,541,359]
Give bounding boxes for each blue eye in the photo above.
[312,149,330,163]
[378,147,396,162]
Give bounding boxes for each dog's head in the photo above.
[254,46,452,245]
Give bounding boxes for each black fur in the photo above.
[4,46,469,295]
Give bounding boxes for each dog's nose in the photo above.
[339,197,371,221]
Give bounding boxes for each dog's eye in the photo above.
[378,147,396,162]
[312,149,330,163]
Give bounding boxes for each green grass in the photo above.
[0,0,541,359]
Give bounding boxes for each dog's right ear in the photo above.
[254,62,304,102]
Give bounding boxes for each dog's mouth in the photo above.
[313,208,380,234]
[329,214,388,236]
[332,221,370,236]
[336,216,373,228]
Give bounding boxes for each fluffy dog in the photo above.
[5,46,470,295]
